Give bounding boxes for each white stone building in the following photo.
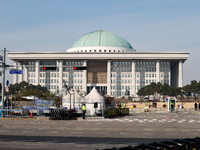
[7,30,189,97]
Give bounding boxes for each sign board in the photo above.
[166,95,170,102]
[9,70,23,74]
[6,80,9,86]
[0,56,3,61]
[35,99,54,109]
[5,86,9,92]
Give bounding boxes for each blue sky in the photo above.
[0,0,200,86]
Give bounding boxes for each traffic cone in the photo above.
[30,111,33,118]
[115,112,117,117]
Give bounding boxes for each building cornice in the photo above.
[7,52,189,61]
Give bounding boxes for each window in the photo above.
[94,50,96,52]
[137,62,139,65]
[152,62,155,66]
[167,62,169,65]
[161,62,163,65]
[152,68,154,71]
[104,50,106,52]
[146,62,148,65]
[167,68,169,71]
[152,74,154,77]
[149,67,151,72]
[109,50,111,52]
[149,74,151,77]
[161,68,163,72]
[137,73,139,77]
[137,80,139,83]
[161,74,163,77]
[149,80,151,83]
[146,67,148,71]
[149,62,151,65]
[146,80,148,84]
[146,74,148,77]
[143,68,145,71]
[99,50,101,52]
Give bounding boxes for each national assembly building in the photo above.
[7,30,189,97]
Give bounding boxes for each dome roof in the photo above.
[71,30,133,49]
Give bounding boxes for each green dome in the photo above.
[71,30,133,49]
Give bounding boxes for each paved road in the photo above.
[0,111,200,150]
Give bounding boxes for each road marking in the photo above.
[165,133,177,134]
[120,133,131,134]
[164,116,170,120]
[45,131,58,133]
[182,129,190,131]
[95,132,108,134]
[0,130,10,132]
[22,131,34,133]
[71,132,83,134]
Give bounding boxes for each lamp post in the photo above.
[181,89,184,109]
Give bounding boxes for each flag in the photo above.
[57,61,60,67]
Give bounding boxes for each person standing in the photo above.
[82,104,86,119]
[171,101,174,111]
[194,102,198,111]
[199,102,200,111]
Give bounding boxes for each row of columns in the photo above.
[13,59,183,96]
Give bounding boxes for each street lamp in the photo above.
[181,89,184,109]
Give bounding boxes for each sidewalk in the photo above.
[129,108,200,113]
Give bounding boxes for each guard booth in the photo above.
[168,97,176,111]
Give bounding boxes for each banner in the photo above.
[35,99,54,109]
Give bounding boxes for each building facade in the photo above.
[7,30,189,97]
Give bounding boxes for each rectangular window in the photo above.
[149,67,151,72]
[146,80,148,84]
[146,74,148,77]
[152,74,154,77]
[149,74,151,77]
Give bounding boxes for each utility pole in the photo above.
[1,48,6,110]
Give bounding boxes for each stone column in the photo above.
[178,60,183,87]
[156,60,160,83]
[59,60,63,91]
[18,63,23,83]
[107,60,111,95]
[83,60,87,94]
[35,60,40,85]
[131,59,136,97]
[24,66,28,83]
[13,60,18,84]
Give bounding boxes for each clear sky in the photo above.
[0,0,200,86]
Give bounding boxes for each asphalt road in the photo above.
[0,111,200,150]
